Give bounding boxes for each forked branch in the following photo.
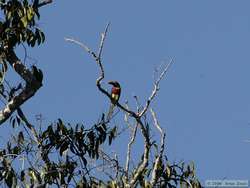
[139,58,174,117]
[66,24,173,188]
[0,50,42,125]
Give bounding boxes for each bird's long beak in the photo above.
[108,81,114,85]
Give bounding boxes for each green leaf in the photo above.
[27,7,34,21]
[165,165,171,179]
[7,11,12,20]
[40,30,45,43]
[18,131,24,144]
[35,28,41,45]
[32,0,39,9]
[58,118,63,125]
[16,116,21,126]
[12,146,20,155]
[108,126,117,145]
[59,142,69,156]
[29,169,37,183]
[30,38,36,47]
[20,170,25,182]
[11,118,16,128]
[5,170,14,187]
[21,16,28,28]
[17,9,23,17]
[82,157,87,166]
[23,0,29,7]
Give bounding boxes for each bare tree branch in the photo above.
[64,37,98,63]
[124,102,133,130]
[150,108,165,156]
[128,127,150,187]
[66,24,154,188]
[98,22,110,59]
[125,123,138,180]
[128,60,174,187]
[139,58,174,117]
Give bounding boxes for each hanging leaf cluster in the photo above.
[40,118,116,161]
[133,159,201,188]
[0,116,118,187]
[0,132,26,187]
[36,118,117,186]
[0,0,45,49]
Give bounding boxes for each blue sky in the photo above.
[5,0,250,184]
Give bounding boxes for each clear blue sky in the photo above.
[6,0,250,184]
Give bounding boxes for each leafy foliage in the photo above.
[0,0,45,128]
[0,116,118,187]
[0,114,202,188]
[0,0,45,50]
[0,1,202,187]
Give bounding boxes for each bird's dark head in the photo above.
[108,81,120,88]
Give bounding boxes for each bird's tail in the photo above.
[107,103,115,121]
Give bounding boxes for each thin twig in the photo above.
[139,58,174,117]
[98,22,110,59]
[37,0,53,8]
[64,38,95,58]
[133,95,142,113]
[124,102,133,129]
[98,149,125,175]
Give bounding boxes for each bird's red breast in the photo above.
[112,87,121,95]
[111,86,121,102]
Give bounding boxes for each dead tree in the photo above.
[66,23,200,188]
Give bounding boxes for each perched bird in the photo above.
[107,81,121,121]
